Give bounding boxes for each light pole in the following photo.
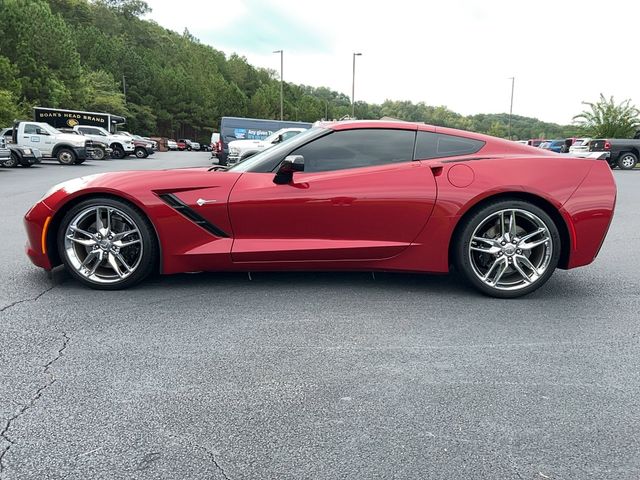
[351,52,362,118]
[273,50,283,120]
[122,74,127,104]
[508,76,515,140]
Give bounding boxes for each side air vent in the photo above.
[158,193,230,238]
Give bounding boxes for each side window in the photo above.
[415,132,485,159]
[282,131,299,141]
[292,129,415,173]
[24,124,38,135]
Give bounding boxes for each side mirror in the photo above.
[272,134,284,144]
[274,155,304,184]
[36,128,49,135]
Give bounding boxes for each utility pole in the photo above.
[273,50,283,120]
[508,76,515,140]
[351,52,362,118]
[122,74,127,104]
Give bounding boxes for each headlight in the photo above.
[230,147,239,155]
[22,148,32,155]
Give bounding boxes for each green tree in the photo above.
[573,94,640,138]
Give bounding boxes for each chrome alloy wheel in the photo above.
[620,154,636,168]
[468,209,553,291]
[64,206,143,284]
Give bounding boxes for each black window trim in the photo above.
[413,130,486,161]
[273,127,418,174]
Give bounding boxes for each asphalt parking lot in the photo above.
[1,153,639,480]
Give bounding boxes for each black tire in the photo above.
[57,197,158,290]
[56,148,77,165]
[617,152,638,170]
[134,147,148,158]
[111,146,125,159]
[92,148,105,160]
[187,146,192,151]
[1,152,19,168]
[454,199,561,298]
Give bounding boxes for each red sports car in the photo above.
[24,121,616,298]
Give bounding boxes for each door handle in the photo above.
[196,198,217,206]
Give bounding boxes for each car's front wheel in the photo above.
[56,148,77,165]
[58,198,157,290]
[134,147,148,158]
[1,152,18,167]
[92,148,105,160]
[455,200,561,298]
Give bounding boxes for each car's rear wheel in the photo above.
[454,200,561,298]
[58,197,157,290]
[618,152,638,170]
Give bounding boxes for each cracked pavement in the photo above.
[1,154,639,479]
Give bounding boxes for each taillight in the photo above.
[604,140,611,150]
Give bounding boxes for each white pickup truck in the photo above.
[9,121,92,165]
[227,127,307,165]
[72,125,135,159]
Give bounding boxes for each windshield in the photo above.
[42,124,61,135]
[228,127,327,173]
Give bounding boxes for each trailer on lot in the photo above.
[34,107,126,133]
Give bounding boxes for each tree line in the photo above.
[0,0,582,143]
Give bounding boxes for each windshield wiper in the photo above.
[208,165,229,172]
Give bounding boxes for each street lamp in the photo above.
[351,52,362,118]
[273,50,284,120]
[508,76,515,140]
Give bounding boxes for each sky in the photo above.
[145,0,638,125]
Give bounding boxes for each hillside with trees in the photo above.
[0,0,576,143]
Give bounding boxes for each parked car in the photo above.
[589,138,640,169]
[218,117,312,165]
[167,139,178,150]
[527,138,546,147]
[227,127,307,165]
[0,129,43,167]
[538,140,565,153]
[210,132,221,157]
[191,141,201,151]
[0,138,11,166]
[71,125,134,159]
[178,138,193,152]
[59,128,112,160]
[5,121,92,165]
[568,138,591,155]
[115,131,156,158]
[24,120,616,298]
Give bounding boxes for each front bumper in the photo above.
[21,153,42,166]
[73,147,89,160]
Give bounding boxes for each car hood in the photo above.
[229,139,266,149]
[57,133,86,145]
[41,168,243,211]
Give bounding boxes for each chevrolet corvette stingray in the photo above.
[24,121,616,298]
